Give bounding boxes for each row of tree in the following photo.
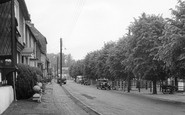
[69,0,185,94]
[47,53,75,70]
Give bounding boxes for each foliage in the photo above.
[107,38,128,80]
[83,51,99,80]
[131,13,165,79]
[69,60,84,80]
[16,64,43,99]
[157,0,185,79]
[47,53,75,73]
[96,41,115,79]
[125,13,166,93]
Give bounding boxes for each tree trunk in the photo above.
[150,81,152,92]
[160,81,163,92]
[138,80,140,92]
[127,76,130,93]
[175,77,178,87]
[153,79,157,94]
[145,81,148,90]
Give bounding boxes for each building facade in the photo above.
[0,0,49,86]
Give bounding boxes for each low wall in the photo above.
[0,86,14,114]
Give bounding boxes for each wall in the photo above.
[0,86,14,114]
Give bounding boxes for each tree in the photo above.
[96,41,115,79]
[125,13,166,94]
[69,60,84,81]
[157,0,185,85]
[84,51,99,80]
[66,54,75,67]
[107,37,128,81]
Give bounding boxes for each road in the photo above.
[63,80,185,115]
[3,80,185,115]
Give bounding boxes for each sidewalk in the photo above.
[2,82,61,115]
[113,87,185,104]
[2,80,89,115]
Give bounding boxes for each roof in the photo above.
[26,22,47,54]
[18,0,30,21]
[26,22,39,42]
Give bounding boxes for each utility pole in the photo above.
[11,0,17,101]
[57,56,59,80]
[60,38,62,86]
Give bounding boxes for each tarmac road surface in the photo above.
[63,80,185,115]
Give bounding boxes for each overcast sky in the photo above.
[25,0,177,60]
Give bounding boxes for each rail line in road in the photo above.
[62,86,102,115]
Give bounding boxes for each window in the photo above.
[23,19,26,44]
[17,52,20,63]
[22,56,24,64]
[14,0,19,31]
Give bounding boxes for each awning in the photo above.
[21,48,34,57]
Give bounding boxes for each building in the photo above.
[0,0,50,86]
[26,22,49,78]
[0,0,50,113]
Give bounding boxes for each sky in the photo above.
[25,0,177,60]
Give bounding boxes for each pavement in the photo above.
[112,87,185,104]
[2,80,88,115]
[2,80,185,115]
[2,82,59,115]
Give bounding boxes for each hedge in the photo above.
[16,64,43,100]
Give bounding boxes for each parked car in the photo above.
[61,77,67,84]
[83,80,90,85]
[161,85,177,94]
[57,78,61,84]
[57,76,67,85]
[96,79,111,90]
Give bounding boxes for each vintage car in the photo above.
[161,85,177,94]
[84,80,90,85]
[57,75,67,85]
[61,77,67,84]
[96,79,111,90]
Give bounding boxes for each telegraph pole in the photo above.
[57,56,59,80]
[11,0,17,101]
[60,38,62,86]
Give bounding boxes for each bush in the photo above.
[16,64,43,100]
